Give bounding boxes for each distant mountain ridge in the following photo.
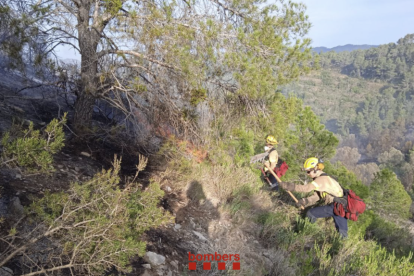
[312,44,378,53]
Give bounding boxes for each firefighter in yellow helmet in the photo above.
[262,135,279,190]
[279,157,348,238]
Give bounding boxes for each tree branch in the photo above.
[21,263,74,276]
[101,50,180,71]
[0,226,63,267]
[54,0,77,17]
[209,0,245,18]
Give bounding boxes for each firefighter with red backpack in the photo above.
[279,157,349,238]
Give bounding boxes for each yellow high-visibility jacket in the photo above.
[264,148,278,172]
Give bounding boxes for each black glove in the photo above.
[279,182,295,191]
[333,197,348,208]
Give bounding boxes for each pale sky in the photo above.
[300,0,414,48]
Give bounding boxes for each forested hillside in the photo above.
[312,44,378,54]
[285,33,414,190]
[1,1,414,275]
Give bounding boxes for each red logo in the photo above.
[188,252,240,271]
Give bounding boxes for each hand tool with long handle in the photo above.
[264,163,304,210]
[250,152,269,164]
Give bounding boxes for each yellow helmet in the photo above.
[265,135,278,145]
[304,157,319,170]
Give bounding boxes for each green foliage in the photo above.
[208,92,306,182]
[230,126,255,166]
[295,216,320,237]
[3,0,316,131]
[284,34,414,190]
[157,136,195,177]
[228,184,255,215]
[297,250,315,275]
[129,77,147,93]
[287,36,414,127]
[162,95,414,276]
[3,4,413,273]
[323,161,369,198]
[365,213,412,257]
[369,168,412,219]
[102,0,122,16]
[283,106,339,179]
[257,211,297,249]
[1,114,67,173]
[266,93,304,142]
[28,157,172,274]
[358,247,414,276]
[0,1,53,73]
[189,88,207,106]
[347,209,375,237]
[241,93,303,154]
[156,41,414,276]
[310,236,414,276]
[319,34,414,84]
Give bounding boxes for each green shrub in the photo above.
[283,107,339,180]
[308,231,414,276]
[369,168,412,219]
[1,114,67,173]
[230,126,255,166]
[358,246,414,276]
[0,157,173,274]
[257,211,297,249]
[295,216,321,237]
[365,213,412,257]
[347,209,374,237]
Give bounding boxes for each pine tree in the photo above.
[370,168,412,219]
[2,0,314,134]
[284,106,338,178]
[356,112,368,137]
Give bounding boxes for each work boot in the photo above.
[270,183,279,191]
[306,212,317,224]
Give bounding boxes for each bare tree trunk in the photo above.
[72,59,98,134]
[72,1,100,134]
[73,91,96,132]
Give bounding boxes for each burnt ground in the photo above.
[0,69,158,274]
[0,66,151,196]
[0,86,142,200]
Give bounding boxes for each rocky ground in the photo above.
[133,183,283,276]
[0,69,290,276]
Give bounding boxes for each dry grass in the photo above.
[158,139,259,206]
[199,165,257,204]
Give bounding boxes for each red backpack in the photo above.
[264,149,289,178]
[274,159,289,178]
[333,189,366,221]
